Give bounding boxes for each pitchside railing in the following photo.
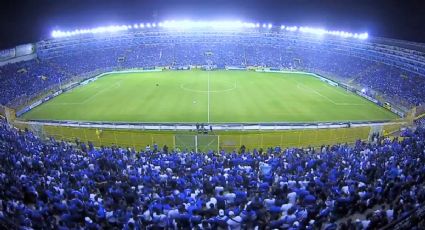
[12,120,406,152]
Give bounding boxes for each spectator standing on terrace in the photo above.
[0,117,425,229]
[227,211,242,230]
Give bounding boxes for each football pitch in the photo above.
[21,70,398,123]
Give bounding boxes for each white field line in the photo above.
[296,83,364,106]
[18,120,406,131]
[55,81,123,105]
[207,71,210,123]
[322,84,356,97]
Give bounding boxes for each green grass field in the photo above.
[21,70,398,123]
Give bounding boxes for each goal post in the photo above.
[174,134,196,152]
[174,134,219,153]
[197,135,219,153]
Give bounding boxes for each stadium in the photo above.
[1,22,414,151]
[1,4,425,229]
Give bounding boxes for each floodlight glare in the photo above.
[286,26,298,32]
[358,33,369,40]
[299,27,326,35]
[160,20,252,30]
[49,20,368,40]
[242,22,255,28]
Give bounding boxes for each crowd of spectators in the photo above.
[0,59,62,106]
[1,116,425,229]
[1,34,425,108]
[415,116,425,128]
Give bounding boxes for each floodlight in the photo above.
[286,26,298,32]
[242,22,255,28]
[49,20,369,40]
[358,33,369,40]
[299,27,326,36]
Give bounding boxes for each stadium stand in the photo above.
[1,31,425,109]
[1,26,425,229]
[0,117,425,229]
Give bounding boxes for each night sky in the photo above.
[1,0,425,49]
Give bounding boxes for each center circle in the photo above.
[180,79,237,93]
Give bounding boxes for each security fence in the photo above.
[11,121,402,152]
